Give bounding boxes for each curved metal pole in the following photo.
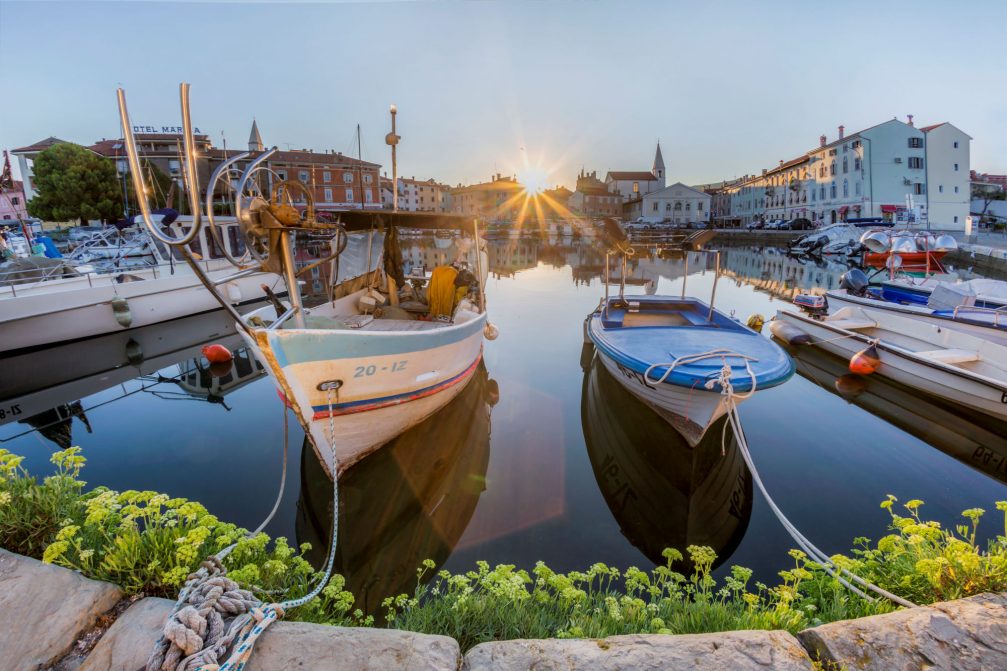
[116,88,201,246]
[179,83,203,236]
[235,147,278,225]
[204,151,258,268]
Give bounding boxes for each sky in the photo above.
[1,0,1005,189]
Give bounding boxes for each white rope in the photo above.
[715,362,916,609]
[643,348,759,388]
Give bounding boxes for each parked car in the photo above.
[763,219,784,230]
[784,218,815,231]
[746,220,765,230]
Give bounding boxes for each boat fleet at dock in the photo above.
[2,84,1007,600]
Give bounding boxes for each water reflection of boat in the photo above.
[0,308,264,428]
[296,362,495,614]
[787,343,1007,484]
[581,353,752,569]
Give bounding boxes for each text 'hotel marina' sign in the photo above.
[132,125,205,135]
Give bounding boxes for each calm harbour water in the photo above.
[3,237,1007,613]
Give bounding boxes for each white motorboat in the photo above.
[823,269,1007,347]
[117,83,496,477]
[881,275,1007,310]
[0,217,285,354]
[790,223,862,255]
[772,305,1007,422]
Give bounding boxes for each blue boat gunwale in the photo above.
[588,296,795,392]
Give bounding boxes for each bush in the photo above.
[3,447,1006,651]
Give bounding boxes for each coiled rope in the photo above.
[713,361,916,609]
[146,390,342,671]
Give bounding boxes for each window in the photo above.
[299,171,309,183]
[953,141,959,149]
[632,182,639,193]
[168,159,180,175]
[913,183,924,195]
[365,189,373,203]
[908,137,923,148]
[852,140,861,149]
[854,157,862,171]
[652,202,659,212]
[345,187,354,201]
[954,163,959,171]
[686,202,691,211]
[842,157,848,173]
[697,202,703,211]
[820,186,825,200]
[843,144,848,153]
[665,202,672,211]
[954,186,959,194]
[343,172,354,183]
[364,174,373,184]
[323,171,331,183]
[855,182,861,196]
[277,170,287,180]
[830,161,836,176]
[939,185,943,193]
[811,189,816,202]
[908,157,923,169]
[830,183,836,198]
[324,188,332,201]
[843,180,849,197]
[11,197,19,205]
[954,216,959,223]
[674,201,682,210]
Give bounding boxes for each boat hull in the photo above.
[1,266,283,353]
[776,310,1007,422]
[594,349,729,446]
[245,311,487,476]
[826,290,1007,347]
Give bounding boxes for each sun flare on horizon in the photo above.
[517,167,550,196]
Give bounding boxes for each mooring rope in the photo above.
[146,393,342,671]
[714,362,917,609]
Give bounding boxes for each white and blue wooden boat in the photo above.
[585,248,794,445]
[116,84,495,477]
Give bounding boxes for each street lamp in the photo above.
[385,104,400,212]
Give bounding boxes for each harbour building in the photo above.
[719,117,971,230]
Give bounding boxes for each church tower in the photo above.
[652,141,666,187]
[248,119,264,152]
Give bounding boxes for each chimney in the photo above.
[838,125,845,140]
[762,168,767,176]
[778,160,784,167]
[819,135,827,147]
[907,114,914,127]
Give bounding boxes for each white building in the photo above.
[625,182,711,224]
[379,176,452,212]
[721,117,971,230]
[922,122,971,229]
[605,142,666,200]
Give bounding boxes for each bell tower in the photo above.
[248,119,264,152]
[653,141,666,187]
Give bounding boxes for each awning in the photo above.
[838,206,849,215]
[880,205,899,213]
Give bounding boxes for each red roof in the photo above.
[11,136,69,154]
[606,171,658,181]
[919,122,947,132]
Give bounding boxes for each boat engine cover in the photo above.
[840,269,869,297]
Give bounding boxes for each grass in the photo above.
[2,446,1006,651]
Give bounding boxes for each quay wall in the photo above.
[2,549,1004,670]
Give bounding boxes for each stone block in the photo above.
[0,549,122,671]
[463,630,815,670]
[798,592,1007,671]
[83,596,460,671]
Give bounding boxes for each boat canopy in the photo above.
[318,210,480,235]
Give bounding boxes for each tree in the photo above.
[27,143,123,224]
[971,182,1006,225]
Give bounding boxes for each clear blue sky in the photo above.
[1,0,1004,188]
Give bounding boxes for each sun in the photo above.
[517,167,549,196]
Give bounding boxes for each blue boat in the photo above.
[585,249,795,446]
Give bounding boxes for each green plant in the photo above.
[3,447,1007,652]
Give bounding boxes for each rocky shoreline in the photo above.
[3,550,1005,670]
